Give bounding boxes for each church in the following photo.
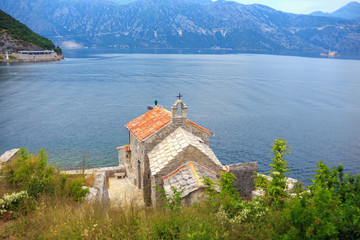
[117,98,256,206]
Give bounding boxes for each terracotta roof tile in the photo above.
[126,106,214,141]
[126,107,171,141]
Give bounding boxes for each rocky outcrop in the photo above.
[0,33,42,53]
[0,149,19,170]
[252,174,300,199]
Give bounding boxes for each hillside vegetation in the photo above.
[0,9,55,50]
[0,140,359,239]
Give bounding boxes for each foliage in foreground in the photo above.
[0,191,35,220]
[257,139,360,239]
[0,141,359,240]
[2,148,88,201]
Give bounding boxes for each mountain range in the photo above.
[310,1,360,20]
[0,0,359,52]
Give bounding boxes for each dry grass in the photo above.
[84,174,95,187]
[0,195,270,240]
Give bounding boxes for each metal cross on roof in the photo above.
[177,93,183,100]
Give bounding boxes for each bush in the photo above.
[4,148,60,197]
[255,138,291,208]
[154,185,184,211]
[3,148,89,202]
[64,177,89,202]
[0,191,35,219]
[53,46,62,55]
[269,161,360,239]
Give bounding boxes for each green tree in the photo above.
[256,138,291,207]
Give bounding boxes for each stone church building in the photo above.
[117,99,256,206]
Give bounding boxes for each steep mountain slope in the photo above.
[1,0,359,52]
[311,1,360,19]
[0,9,61,53]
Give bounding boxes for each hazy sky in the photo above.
[234,0,359,14]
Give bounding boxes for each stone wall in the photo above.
[181,188,206,205]
[62,165,125,177]
[1,52,63,62]
[128,134,142,186]
[91,171,110,204]
[228,162,258,200]
[117,147,126,166]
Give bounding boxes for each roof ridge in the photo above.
[179,127,191,145]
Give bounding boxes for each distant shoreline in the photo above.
[0,52,64,63]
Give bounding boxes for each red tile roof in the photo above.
[126,106,214,141]
[126,107,171,141]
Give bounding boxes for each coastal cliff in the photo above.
[0,10,63,62]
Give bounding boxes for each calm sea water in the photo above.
[1,49,359,184]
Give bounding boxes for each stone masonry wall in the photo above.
[118,147,126,166]
[228,162,258,200]
[128,134,143,186]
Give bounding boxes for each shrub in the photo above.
[255,138,291,208]
[53,46,62,55]
[4,148,60,197]
[270,161,360,239]
[64,177,89,202]
[154,185,184,211]
[3,148,89,202]
[0,191,35,219]
[203,170,268,226]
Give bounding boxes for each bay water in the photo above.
[1,49,359,184]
